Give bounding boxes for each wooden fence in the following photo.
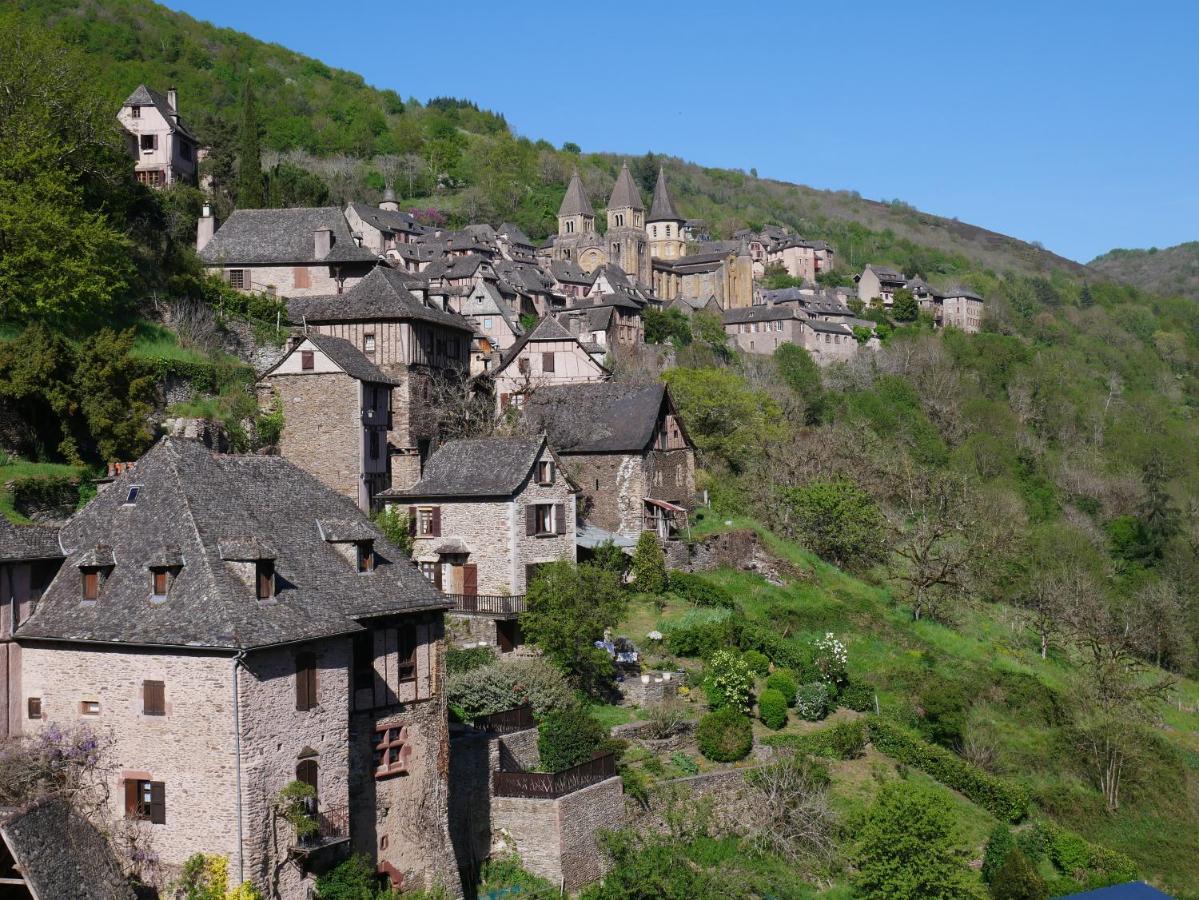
[478,704,535,734]
[492,753,617,799]
[447,593,526,615]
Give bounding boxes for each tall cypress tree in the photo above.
[235,78,264,209]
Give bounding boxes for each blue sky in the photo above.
[163,1,1197,263]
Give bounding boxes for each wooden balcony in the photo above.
[492,753,617,799]
[445,593,526,616]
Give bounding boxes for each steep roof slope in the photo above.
[287,266,472,331]
[383,437,546,499]
[608,163,644,211]
[558,171,594,218]
[199,207,376,266]
[523,382,672,453]
[648,168,683,223]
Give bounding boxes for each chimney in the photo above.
[166,87,178,112]
[379,185,399,212]
[197,203,216,252]
[314,227,332,259]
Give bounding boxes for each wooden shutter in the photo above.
[430,506,441,537]
[82,570,99,600]
[144,680,165,716]
[500,393,511,410]
[301,350,314,370]
[408,506,417,536]
[296,652,317,711]
[124,780,139,817]
[542,352,555,372]
[525,505,536,536]
[256,561,274,600]
[433,564,442,591]
[294,266,311,289]
[554,503,566,535]
[27,697,41,719]
[462,564,478,597]
[296,759,318,792]
[148,781,166,825]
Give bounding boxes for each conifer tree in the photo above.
[235,78,264,209]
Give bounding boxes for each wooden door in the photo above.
[462,564,478,597]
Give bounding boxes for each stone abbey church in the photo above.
[549,164,686,285]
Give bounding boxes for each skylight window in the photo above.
[124,485,141,505]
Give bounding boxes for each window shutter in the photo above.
[525,564,539,589]
[296,652,317,711]
[463,564,478,597]
[144,680,165,716]
[433,564,443,590]
[124,780,139,817]
[500,393,511,410]
[554,503,566,535]
[294,266,311,289]
[149,782,166,825]
[525,505,536,537]
[301,350,314,370]
[408,506,417,536]
[431,506,441,537]
[542,352,555,372]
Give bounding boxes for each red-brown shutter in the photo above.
[149,782,166,825]
[433,564,443,591]
[542,352,555,373]
[301,350,314,370]
[525,505,536,536]
[407,506,417,536]
[296,652,317,711]
[430,506,441,537]
[462,564,478,597]
[144,680,165,716]
[124,780,139,817]
[554,503,566,535]
[294,266,311,289]
[500,393,511,410]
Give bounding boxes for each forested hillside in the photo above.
[2,5,1199,896]
[1090,242,1199,302]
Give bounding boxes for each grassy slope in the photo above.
[1089,241,1199,302]
[621,515,1199,896]
[0,461,86,523]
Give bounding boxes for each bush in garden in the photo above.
[446,657,574,720]
[982,825,1016,884]
[538,707,607,772]
[631,531,668,594]
[667,570,734,608]
[742,649,770,676]
[765,669,798,705]
[795,682,831,721]
[642,700,689,739]
[812,632,848,688]
[838,679,875,713]
[758,688,788,730]
[661,607,735,658]
[445,646,494,676]
[704,649,755,711]
[669,751,700,776]
[696,706,754,762]
[761,720,867,760]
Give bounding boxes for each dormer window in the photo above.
[357,541,374,573]
[150,567,171,600]
[537,460,555,485]
[256,560,275,600]
[82,569,100,601]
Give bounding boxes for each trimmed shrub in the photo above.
[758,688,788,730]
[742,649,770,676]
[982,825,1016,884]
[764,669,798,705]
[667,570,734,608]
[661,607,736,658]
[697,707,753,762]
[1032,821,1137,887]
[447,657,574,720]
[703,649,755,711]
[445,646,494,676]
[763,720,866,760]
[918,678,971,749]
[868,718,1029,822]
[538,707,607,772]
[990,847,1048,900]
[631,531,668,593]
[838,680,875,712]
[795,682,831,721]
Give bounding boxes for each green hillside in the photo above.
[12,0,1084,281]
[1090,242,1199,302]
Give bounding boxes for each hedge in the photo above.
[868,717,1029,822]
[1031,821,1137,888]
[667,570,735,608]
[762,719,867,760]
[9,476,81,514]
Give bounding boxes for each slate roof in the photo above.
[15,438,447,650]
[864,264,906,283]
[523,383,676,453]
[723,305,805,324]
[347,202,424,236]
[497,222,533,245]
[286,266,472,331]
[608,163,644,211]
[1,796,134,900]
[122,84,197,143]
[0,519,62,562]
[380,437,548,499]
[938,286,983,301]
[199,208,377,266]
[648,168,683,223]
[495,316,603,374]
[558,171,594,218]
[806,319,854,335]
[549,259,592,284]
[262,333,395,384]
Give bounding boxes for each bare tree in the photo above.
[742,753,838,869]
[166,296,222,354]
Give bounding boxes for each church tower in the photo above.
[647,167,685,260]
[604,163,649,283]
[557,170,594,237]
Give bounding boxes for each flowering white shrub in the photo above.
[813,632,848,687]
[705,649,755,711]
[795,682,831,721]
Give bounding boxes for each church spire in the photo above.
[557,170,594,218]
[607,163,644,211]
[648,167,682,223]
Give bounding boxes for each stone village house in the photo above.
[10,438,457,897]
[722,304,860,365]
[523,383,695,541]
[258,333,394,511]
[378,436,577,654]
[491,317,610,414]
[116,85,199,188]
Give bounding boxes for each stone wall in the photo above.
[270,372,361,503]
[614,672,681,707]
[562,453,647,537]
[445,613,501,651]
[494,727,539,772]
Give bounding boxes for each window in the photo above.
[228,269,246,290]
[541,352,555,373]
[135,169,165,187]
[369,430,380,461]
[256,560,275,600]
[300,350,314,370]
[357,541,374,573]
[81,569,100,601]
[143,680,165,716]
[611,242,620,257]
[518,357,530,375]
[665,224,672,237]
[364,333,376,353]
[565,220,575,234]
[296,759,318,794]
[413,506,440,537]
[419,560,440,588]
[528,503,564,537]
[524,563,543,588]
[80,700,100,715]
[483,317,493,330]
[27,697,41,719]
[124,485,141,505]
[293,265,310,289]
[353,631,374,693]
[131,105,140,118]
[295,652,318,711]
[373,724,410,778]
[536,460,555,485]
[150,568,170,599]
[125,780,165,824]
[651,225,658,237]
[614,213,624,227]
[139,134,156,152]
[397,624,417,683]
